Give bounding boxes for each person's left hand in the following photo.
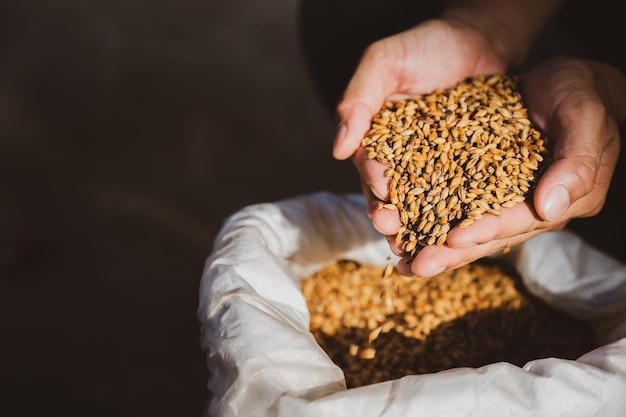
[396,56,626,277]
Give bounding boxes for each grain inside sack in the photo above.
[301,260,596,388]
[361,74,551,257]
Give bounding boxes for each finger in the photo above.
[534,125,619,222]
[386,234,404,257]
[533,147,599,223]
[445,202,545,248]
[397,229,542,278]
[372,208,402,236]
[334,101,378,160]
[359,176,401,236]
[352,146,391,201]
[333,43,399,160]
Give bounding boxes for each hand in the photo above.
[397,56,626,277]
[332,18,509,275]
[333,0,564,160]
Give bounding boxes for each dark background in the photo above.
[0,1,355,416]
[0,1,623,416]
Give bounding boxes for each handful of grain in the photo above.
[301,259,596,388]
[362,74,550,257]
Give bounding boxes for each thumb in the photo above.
[533,106,607,222]
[333,45,398,160]
[534,157,583,222]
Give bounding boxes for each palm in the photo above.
[345,19,510,233]
[371,19,508,99]
[335,19,509,160]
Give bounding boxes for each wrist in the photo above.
[442,0,564,69]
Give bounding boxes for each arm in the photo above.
[442,0,566,69]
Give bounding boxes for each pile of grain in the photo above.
[361,74,551,257]
[301,260,596,388]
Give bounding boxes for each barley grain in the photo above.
[361,74,551,258]
[302,259,596,388]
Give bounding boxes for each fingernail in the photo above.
[332,123,347,158]
[543,185,570,221]
[418,265,446,278]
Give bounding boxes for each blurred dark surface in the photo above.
[0,1,623,416]
[0,1,356,416]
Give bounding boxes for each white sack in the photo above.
[198,191,626,417]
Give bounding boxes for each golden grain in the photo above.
[361,74,551,258]
[301,259,596,388]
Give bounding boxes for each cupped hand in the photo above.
[333,18,509,273]
[334,18,508,161]
[398,56,625,277]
